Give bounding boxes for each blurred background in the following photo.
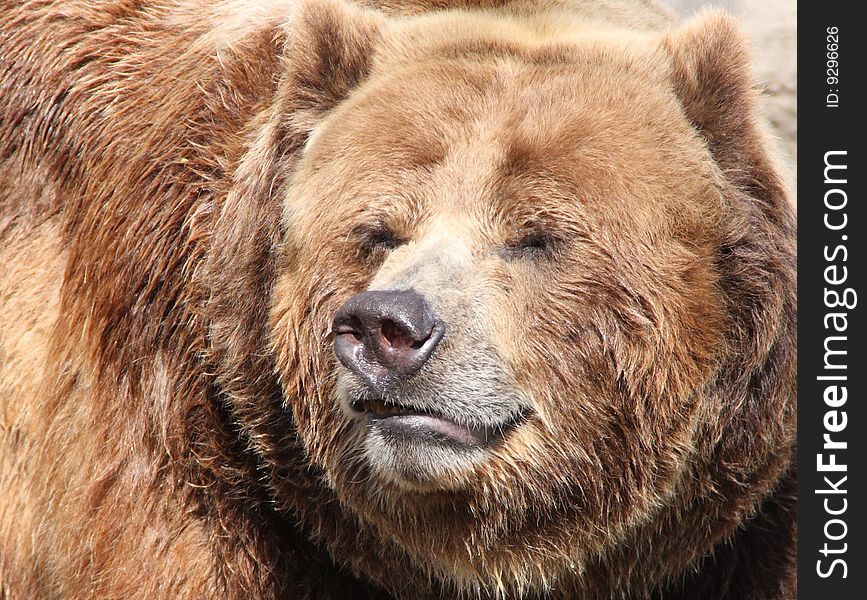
[662,0,797,191]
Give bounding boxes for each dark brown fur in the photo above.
[1,1,795,598]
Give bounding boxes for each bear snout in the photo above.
[332,289,445,392]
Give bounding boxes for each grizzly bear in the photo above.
[0,0,796,598]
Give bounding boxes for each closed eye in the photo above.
[502,229,563,260]
[357,223,407,260]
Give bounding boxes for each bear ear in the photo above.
[662,13,786,204]
[205,1,384,368]
[278,0,385,141]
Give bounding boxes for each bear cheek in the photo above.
[483,267,604,426]
[481,261,711,489]
[269,250,365,467]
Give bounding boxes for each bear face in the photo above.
[279,25,728,486]
[0,1,795,598]
[260,1,795,596]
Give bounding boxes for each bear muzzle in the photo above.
[331,289,507,450]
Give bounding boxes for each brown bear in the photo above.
[0,0,796,598]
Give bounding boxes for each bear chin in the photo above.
[335,374,526,488]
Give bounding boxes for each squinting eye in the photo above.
[502,229,562,261]
[357,224,406,259]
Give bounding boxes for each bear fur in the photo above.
[0,0,795,598]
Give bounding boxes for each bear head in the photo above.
[204,0,796,596]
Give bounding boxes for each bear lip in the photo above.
[350,397,511,447]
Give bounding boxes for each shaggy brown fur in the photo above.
[0,1,795,598]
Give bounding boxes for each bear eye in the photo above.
[356,223,406,260]
[503,229,562,261]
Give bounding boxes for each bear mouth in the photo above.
[349,397,517,447]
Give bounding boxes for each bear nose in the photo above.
[332,290,445,390]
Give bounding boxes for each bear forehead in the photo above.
[292,53,722,246]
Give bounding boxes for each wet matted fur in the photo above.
[0,1,795,598]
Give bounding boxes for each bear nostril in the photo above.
[334,316,365,343]
[380,319,425,350]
